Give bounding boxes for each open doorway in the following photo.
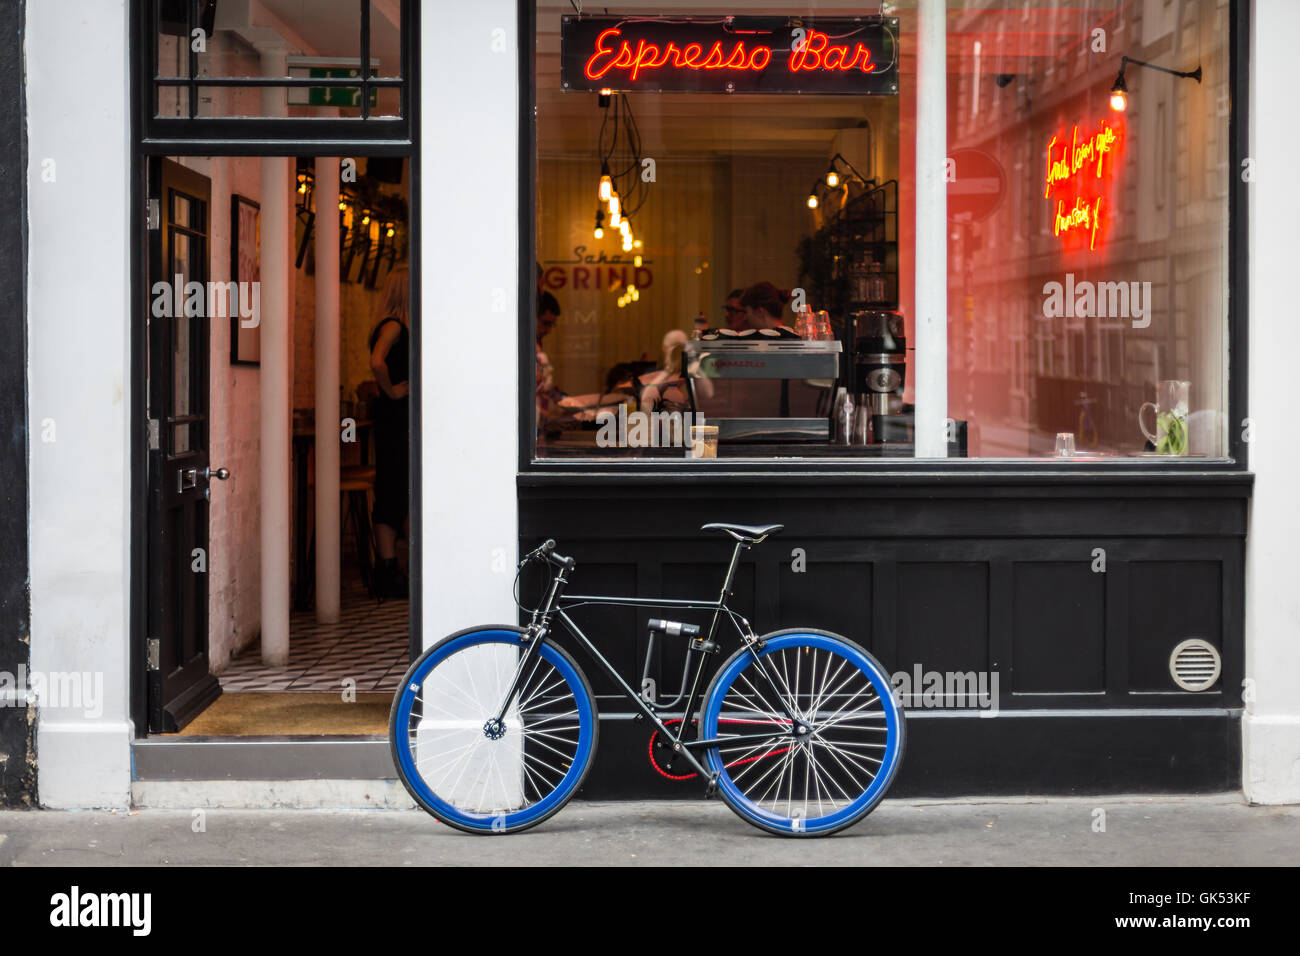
[145,152,413,737]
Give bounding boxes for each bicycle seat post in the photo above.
[706,539,747,643]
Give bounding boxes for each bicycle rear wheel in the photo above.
[700,629,905,836]
[389,626,598,834]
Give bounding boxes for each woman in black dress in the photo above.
[368,264,410,599]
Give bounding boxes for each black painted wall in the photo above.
[520,473,1249,797]
[0,0,34,806]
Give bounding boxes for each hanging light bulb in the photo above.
[608,193,620,218]
[1109,67,1128,112]
[825,166,840,188]
[631,288,639,302]
[386,225,396,238]
[619,219,631,237]
[598,163,612,202]
[610,209,621,229]
[634,255,642,267]
[633,239,642,249]
[594,208,605,239]
[361,210,371,225]
[807,193,819,209]
[627,283,635,294]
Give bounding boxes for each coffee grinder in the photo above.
[851,309,907,444]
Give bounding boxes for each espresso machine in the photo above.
[851,309,908,444]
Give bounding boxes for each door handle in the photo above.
[204,466,231,481]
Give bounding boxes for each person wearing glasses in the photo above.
[723,288,750,331]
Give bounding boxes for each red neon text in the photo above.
[1053,196,1104,251]
[1044,121,1119,199]
[584,28,772,81]
[1043,118,1121,252]
[787,31,876,73]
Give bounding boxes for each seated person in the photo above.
[543,328,712,427]
[633,329,713,412]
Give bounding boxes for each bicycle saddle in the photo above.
[700,522,784,544]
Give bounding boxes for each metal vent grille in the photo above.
[1169,639,1221,692]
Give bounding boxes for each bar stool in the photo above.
[339,464,376,596]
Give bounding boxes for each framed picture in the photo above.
[230,194,261,366]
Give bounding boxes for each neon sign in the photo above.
[1043,119,1122,252]
[561,16,899,95]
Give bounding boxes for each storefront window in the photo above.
[530,1,1232,461]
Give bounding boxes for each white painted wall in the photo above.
[26,1,133,807]
[1243,0,1300,805]
[419,2,520,643]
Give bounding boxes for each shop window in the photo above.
[528,1,1234,462]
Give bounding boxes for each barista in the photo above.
[741,281,796,332]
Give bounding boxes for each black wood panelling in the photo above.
[778,561,872,653]
[1127,561,1223,693]
[1012,562,1106,694]
[896,562,989,675]
[521,476,1248,794]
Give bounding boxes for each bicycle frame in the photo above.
[505,540,805,785]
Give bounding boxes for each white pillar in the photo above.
[25,0,133,807]
[913,0,948,458]
[260,48,292,665]
[1244,0,1300,804]
[314,158,341,623]
[421,2,519,644]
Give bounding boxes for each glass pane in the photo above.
[534,2,900,460]
[369,0,403,79]
[171,192,191,228]
[154,0,405,119]
[195,0,362,79]
[941,0,1230,459]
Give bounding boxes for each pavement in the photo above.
[1,794,1298,866]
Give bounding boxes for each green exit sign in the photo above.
[287,64,378,109]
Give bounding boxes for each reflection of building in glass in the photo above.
[947,1,1228,457]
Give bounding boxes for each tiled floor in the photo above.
[218,585,409,693]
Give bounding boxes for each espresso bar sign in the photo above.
[560,16,899,95]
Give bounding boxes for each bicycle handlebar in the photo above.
[521,539,576,572]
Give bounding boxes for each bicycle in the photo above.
[389,522,906,836]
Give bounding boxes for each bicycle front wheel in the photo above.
[701,630,905,836]
[389,626,598,834]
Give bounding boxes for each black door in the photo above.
[146,157,223,732]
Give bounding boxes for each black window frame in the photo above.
[139,0,413,152]
[517,0,1251,478]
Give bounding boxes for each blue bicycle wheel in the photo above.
[701,630,905,836]
[389,626,598,834]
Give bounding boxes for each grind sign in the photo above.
[561,16,900,95]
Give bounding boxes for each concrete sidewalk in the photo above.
[1,795,1297,866]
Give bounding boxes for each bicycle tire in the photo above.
[700,629,905,837]
[389,625,599,834]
